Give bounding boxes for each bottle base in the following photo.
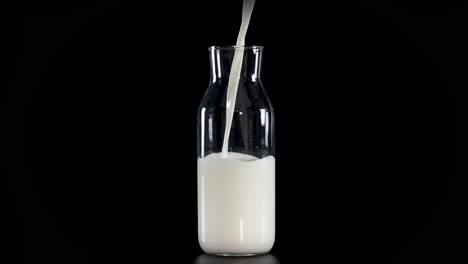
[209,253,266,257]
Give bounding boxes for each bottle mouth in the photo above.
[208,45,264,51]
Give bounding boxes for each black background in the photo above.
[2,0,467,261]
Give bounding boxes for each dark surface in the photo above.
[2,0,466,261]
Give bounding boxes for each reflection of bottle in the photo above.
[194,254,279,264]
[197,46,275,256]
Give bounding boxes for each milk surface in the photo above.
[198,152,275,255]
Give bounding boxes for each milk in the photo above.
[221,0,256,156]
[198,152,275,255]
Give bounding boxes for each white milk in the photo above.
[221,0,256,156]
[198,152,275,255]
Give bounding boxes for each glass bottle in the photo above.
[197,46,275,256]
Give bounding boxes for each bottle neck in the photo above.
[209,47,263,83]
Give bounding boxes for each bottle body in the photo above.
[197,46,275,256]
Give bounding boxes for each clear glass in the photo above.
[197,46,275,256]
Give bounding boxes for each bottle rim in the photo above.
[208,45,264,51]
